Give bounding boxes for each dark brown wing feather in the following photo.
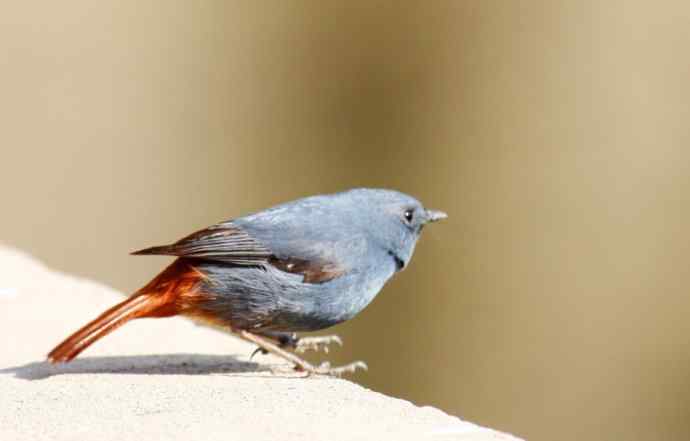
[132,224,346,284]
[131,224,271,265]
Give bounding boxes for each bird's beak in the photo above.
[425,209,448,223]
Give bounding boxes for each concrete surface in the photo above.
[0,246,523,441]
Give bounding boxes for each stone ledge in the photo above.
[0,246,522,441]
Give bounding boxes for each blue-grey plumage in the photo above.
[174,188,447,332]
[195,261,391,332]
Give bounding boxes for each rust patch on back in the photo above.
[268,256,346,284]
[136,259,214,317]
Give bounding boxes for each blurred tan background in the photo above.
[2,1,690,440]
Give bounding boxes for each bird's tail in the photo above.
[47,292,173,363]
[47,259,206,363]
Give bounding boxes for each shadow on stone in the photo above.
[0,353,266,380]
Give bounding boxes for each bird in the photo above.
[47,188,447,375]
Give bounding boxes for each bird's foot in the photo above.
[304,360,368,377]
[295,335,343,354]
[239,330,365,377]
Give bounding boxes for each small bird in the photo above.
[48,188,446,375]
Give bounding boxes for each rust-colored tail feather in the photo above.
[47,259,207,363]
[47,293,171,363]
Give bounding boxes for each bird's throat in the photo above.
[388,250,406,271]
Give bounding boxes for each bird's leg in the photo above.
[239,330,367,377]
[240,330,314,371]
[256,331,343,354]
[249,331,297,360]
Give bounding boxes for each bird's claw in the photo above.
[295,335,343,354]
[249,346,268,360]
[311,360,368,377]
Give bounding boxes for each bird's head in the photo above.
[341,188,447,272]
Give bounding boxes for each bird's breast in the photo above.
[194,257,396,333]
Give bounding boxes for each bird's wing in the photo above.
[131,224,271,265]
[131,218,360,284]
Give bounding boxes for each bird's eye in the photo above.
[403,209,414,223]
